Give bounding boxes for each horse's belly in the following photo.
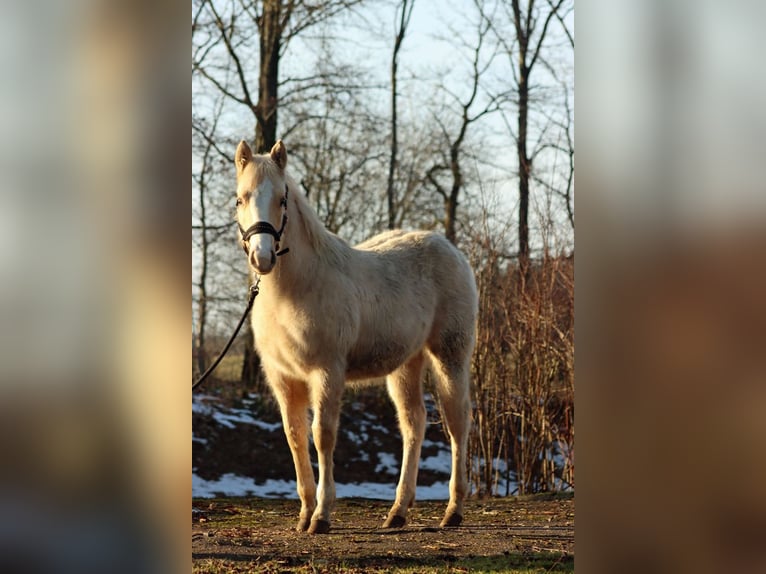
[254,302,431,381]
[345,338,420,380]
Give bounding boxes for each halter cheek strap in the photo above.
[238,184,290,257]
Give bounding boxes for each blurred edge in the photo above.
[0,0,188,573]
[578,1,766,573]
[1,0,765,572]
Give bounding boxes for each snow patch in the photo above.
[192,473,452,500]
[420,451,452,474]
[193,395,281,431]
[192,395,219,414]
[375,452,399,475]
[212,411,258,429]
[193,474,296,498]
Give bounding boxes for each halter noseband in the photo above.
[238,184,290,257]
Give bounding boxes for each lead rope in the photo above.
[192,276,261,391]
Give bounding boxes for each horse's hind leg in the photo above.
[383,352,427,528]
[429,352,471,527]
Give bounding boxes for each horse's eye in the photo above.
[235,197,243,207]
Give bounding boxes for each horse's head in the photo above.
[234,139,289,275]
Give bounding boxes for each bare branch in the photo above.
[528,0,566,73]
[549,0,574,48]
[202,0,256,110]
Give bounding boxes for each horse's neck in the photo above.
[260,192,337,296]
[269,235,316,294]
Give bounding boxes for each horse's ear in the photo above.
[235,140,252,174]
[270,140,287,170]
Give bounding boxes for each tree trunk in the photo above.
[517,68,530,267]
[255,0,281,153]
[444,197,457,244]
[387,0,414,230]
[386,48,398,230]
[194,168,209,377]
[444,143,462,244]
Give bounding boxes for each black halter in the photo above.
[238,184,290,257]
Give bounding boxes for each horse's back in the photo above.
[352,230,478,363]
[355,230,469,270]
[354,229,415,252]
[354,229,475,299]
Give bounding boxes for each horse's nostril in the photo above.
[270,252,276,266]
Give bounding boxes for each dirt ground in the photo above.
[192,493,574,573]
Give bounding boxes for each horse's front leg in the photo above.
[269,375,316,531]
[307,368,344,534]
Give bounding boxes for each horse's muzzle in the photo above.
[250,248,277,274]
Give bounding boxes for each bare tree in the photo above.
[195,0,366,152]
[425,2,502,244]
[497,0,572,264]
[387,0,415,229]
[194,0,368,385]
[289,98,389,242]
[192,106,247,380]
[276,28,390,242]
[192,109,221,377]
[526,76,574,238]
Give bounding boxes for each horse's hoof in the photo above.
[296,517,311,532]
[440,513,463,527]
[382,514,407,529]
[308,519,331,534]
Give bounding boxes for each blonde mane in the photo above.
[282,173,349,266]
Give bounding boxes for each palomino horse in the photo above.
[234,139,478,534]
